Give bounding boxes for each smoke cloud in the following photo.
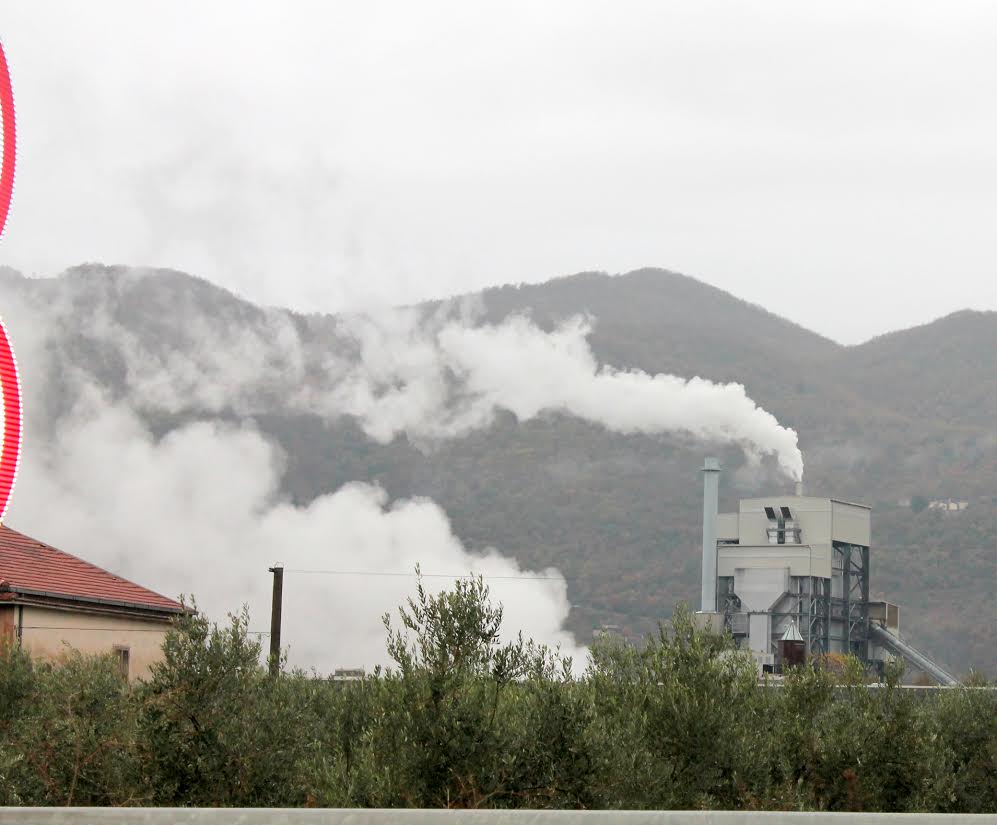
[1,266,803,673]
[13,392,580,672]
[1,272,585,672]
[322,310,804,480]
[3,269,802,478]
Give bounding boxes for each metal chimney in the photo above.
[701,457,721,612]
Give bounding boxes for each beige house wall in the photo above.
[10,604,172,682]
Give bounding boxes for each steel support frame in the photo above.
[767,581,829,659]
[720,545,871,666]
[717,576,741,634]
[832,541,870,663]
[805,576,831,657]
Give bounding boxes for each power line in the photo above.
[282,568,562,581]
[19,625,173,633]
[19,626,271,635]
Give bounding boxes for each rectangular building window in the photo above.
[113,646,130,680]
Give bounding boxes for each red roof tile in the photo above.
[0,524,183,613]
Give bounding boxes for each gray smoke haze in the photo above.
[0,272,583,671]
[2,269,804,478]
[318,310,803,479]
[0,267,802,671]
[13,393,580,672]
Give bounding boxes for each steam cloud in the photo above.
[2,273,583,671]
[321,311,803,480]
[1,267,802,672]
[14,393,579,671]
[4,270,802,478]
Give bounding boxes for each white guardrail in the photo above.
[0,810,995,824]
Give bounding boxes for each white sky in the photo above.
[2,1,996,344]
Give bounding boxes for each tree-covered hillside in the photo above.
[2,264,994,675]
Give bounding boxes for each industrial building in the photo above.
[697,459,958,685]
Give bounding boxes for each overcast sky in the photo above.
[3,1,996,344]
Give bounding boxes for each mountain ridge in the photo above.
[1,263,994,676]
[7,262,991,347]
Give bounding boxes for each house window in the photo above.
[113,646,130,679]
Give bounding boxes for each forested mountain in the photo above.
[2,264,994,675]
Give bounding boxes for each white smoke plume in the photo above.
[320,310,804,480]
[0,266,803,673]
[12,392,580,672]
[2,269,802,478]
[0,272,584,672]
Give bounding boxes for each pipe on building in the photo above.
[869,624,959,687]
[701,457,721,612]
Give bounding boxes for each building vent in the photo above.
[765,504,802,544]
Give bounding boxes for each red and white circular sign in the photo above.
[0,40,14,240]
[0,319,20,522]
[0,41,21,521]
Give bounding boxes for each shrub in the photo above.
[136,605,318,806]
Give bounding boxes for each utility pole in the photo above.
[268,564,284,677]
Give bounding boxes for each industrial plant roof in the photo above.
[739,495,871,510]
[0,524,184,614]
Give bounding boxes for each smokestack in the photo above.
[701,457,721,613]
[795,480,804,496]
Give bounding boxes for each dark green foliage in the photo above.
[506,660,596,808]
[357,573,588,808]
[0,642,34,724]
[2,585,996,811]
[366,574,529,807]
[791,661,952,812]
[0,645,142,805]
[933,688,997,812]
[135,604,319,807]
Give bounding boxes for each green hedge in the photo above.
[1,582,994,811]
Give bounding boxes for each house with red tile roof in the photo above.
[0,524,186,680]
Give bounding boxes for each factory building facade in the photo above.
[714,494,876,667]
[697,460,957,685]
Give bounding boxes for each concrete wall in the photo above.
[735,497,870,548]
[718,544,832,579]
[737,497,833,545]
[15,604,171,681]
[829,500,871,547]
[716,513,739,542]
[0,809,990,824]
